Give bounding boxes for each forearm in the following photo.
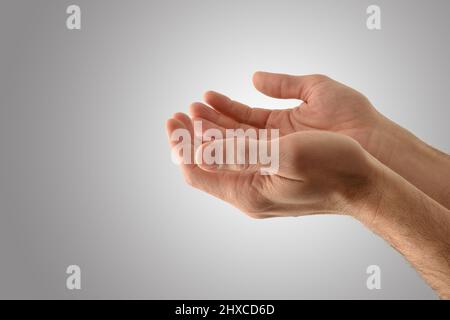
[356,163,450,299]
[369,114,450,209]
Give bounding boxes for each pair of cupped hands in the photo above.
[166,72,407,223]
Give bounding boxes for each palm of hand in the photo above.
[190,73,379,150]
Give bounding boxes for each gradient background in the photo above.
[0,0,449,299]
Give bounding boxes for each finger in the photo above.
[190,117,227,137]
[189,101,255,131]
[173,112,203,147]
[166,118,187,146]
[191,116,274,142]
[204,91,271,128]
[166,118,195,164]
[173,112,194,137]
[166,117,240,202]
[253,71,328,101]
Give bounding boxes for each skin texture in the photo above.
[166,72,450,299]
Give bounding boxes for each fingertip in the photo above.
[165,118,177,138]
[252,70,263,79]
[189,102,205,115]
[172,112,187,120]
[165,118,172,133]
[203,90,222,105]
[252,71,266,89]
[173,112,191,124]
[165,117,175,129]
[166,117,185,133]
[173,111,186,117]
[203,90,216,101]
[204,91,230,109]
[189,101,203,109]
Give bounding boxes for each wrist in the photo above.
[349,159,450,298]
[333,144,386,223]
[342,156,385,225]
[366,114,404,166]
[366,113,450,208]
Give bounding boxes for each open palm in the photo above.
[189,72,381,150]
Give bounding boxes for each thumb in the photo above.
[252,71,328,101]
[195,137,280,175]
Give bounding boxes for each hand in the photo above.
[167,73,450,298]
[189,71,450,208]
[166,113,450,298]
[190,72,381,153]
[166,113,378,219]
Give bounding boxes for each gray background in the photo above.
[0,0,448,299]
